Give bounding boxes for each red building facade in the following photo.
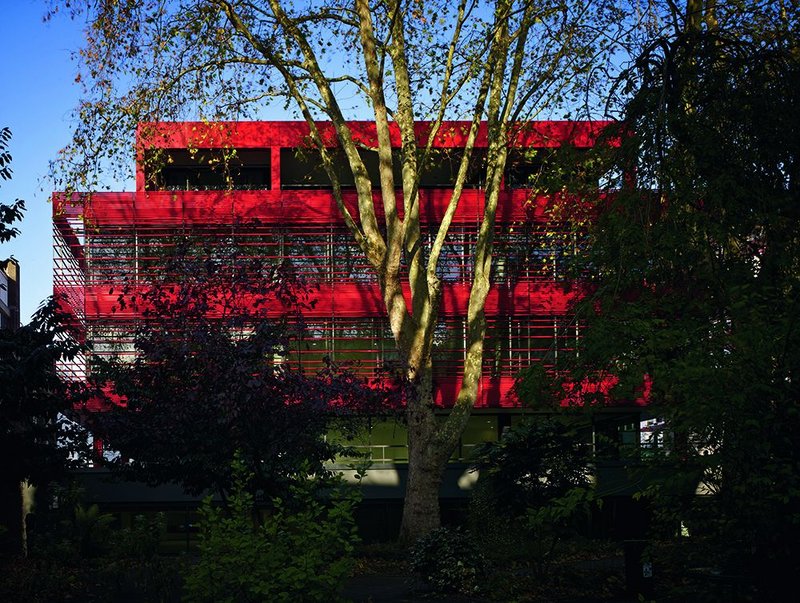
[55,120,628,460]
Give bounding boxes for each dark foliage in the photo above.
[184,455,359,602]
[470,418,592,513]
[2,127,85,489]
[1,496,184,602]
[467,418,596,571]
[549,14,800,598]
[410,527,486,596]
[89,240,389,500]
[0,300,87,488]
[0,127,88,555]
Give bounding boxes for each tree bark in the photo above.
[225,0,525,545]
[399,398,446,544]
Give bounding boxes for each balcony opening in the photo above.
[144,148,271,191]
[281,147,403,190]
[280,147,488,190]
[505,147,593,190]
[419,148,487,188]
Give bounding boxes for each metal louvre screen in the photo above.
[53,120,611,406]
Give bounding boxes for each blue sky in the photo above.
[0,1,136,322]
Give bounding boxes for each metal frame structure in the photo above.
[54,120,617,409]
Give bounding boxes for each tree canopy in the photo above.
[0,128,25,247]
[0,128,87,556]
[89,241,389,500]
[536,2,800,595]
[52,0,633,540]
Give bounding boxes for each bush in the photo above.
[0,555,89,603]
[183,456,359,603]
[470,418,592,513]
[96,513,183,602]
[0,477,185,603]
[468,418,597,569]
[410,527,486,595]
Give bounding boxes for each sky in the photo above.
[0,1,134,323]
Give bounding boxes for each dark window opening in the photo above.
[145,148,271,191]
[505,147,594,190]
[281,147,487,189]
[418,148,486,188]
[281,147,403,189]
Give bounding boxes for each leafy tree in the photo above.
[544,1,800,595]
[0,302,86,482]
[468,417,594,565]
[89,241,386,500]
[470,418,591,513]
[0,128,87,556]
[184,454,359,603]
[52,0,632,542]
[0,300,87,556]
[0,127,25,247]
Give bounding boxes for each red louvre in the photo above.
[54,120,627,408]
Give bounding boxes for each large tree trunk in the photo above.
[229,0,536,546]
[399,408,445,544]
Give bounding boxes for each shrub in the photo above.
[183,455,359,603]
[410,527,486,595]
[97,513,183,602]
[470,418,592,513]
[468,418,597,568]
[2,487,182,603]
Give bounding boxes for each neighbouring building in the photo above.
[0,258,20,331]
[53,121,649,540]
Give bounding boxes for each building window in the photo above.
[145,148,271,191]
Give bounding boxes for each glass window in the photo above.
[145,148,271,191]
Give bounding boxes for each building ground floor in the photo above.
[65,409,656,547]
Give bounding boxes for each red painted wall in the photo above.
[54,120,640,408]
